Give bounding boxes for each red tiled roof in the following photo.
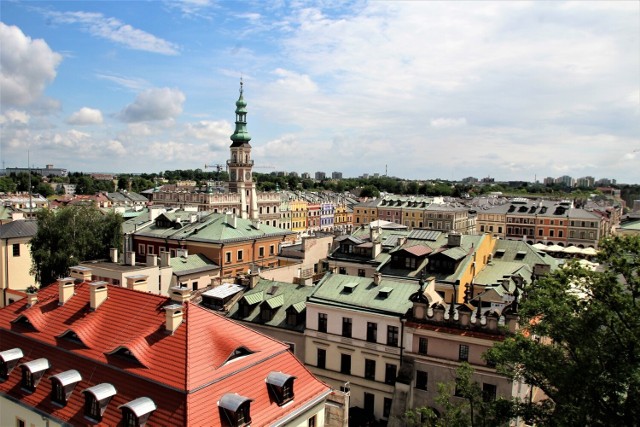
[403,245,433,257]
[0,283,330,426]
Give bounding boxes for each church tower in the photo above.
[227,79,258,220]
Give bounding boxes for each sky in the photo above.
[0,1,639,183]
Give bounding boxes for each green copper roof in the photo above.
[169,253,219,275]
[230,80,251,145]
[309,273,419,316]
[242,291,264,306]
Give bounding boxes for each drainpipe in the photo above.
[3,238,9,307]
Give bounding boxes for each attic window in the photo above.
[50,369,82,406]
[494,249,505,259]
[83,383,117,422]
[266,371,296,406]
[218,393,253,427]
[119,397,157,427]
[21,358,50,393]
[0,347,23,380]
[224,347,254,365]
[377,287,393,299]
[342,283,358,294]
[515,251,527,260]
[108,347,144,366]
[12,315,36,331]
[59,330,85,345]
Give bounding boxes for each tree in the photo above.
[360,185,380,198]
[30,205,123,286]
[401,363,512,427]
[487,235,640,426]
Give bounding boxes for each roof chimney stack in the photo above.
[146,254,157,267]
[448,232,462,247]
[88,282,108,310]
[70,266,92,283]
[126,275,149,292]
[169,286,191,304]
[109,248,119,263]
[164,304,184,334]
[373,272,382,286]
[159,251,171,267]
[58,277,75,305]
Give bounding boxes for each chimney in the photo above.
[109,248,118,263]
[69,266,92,283]
[159,251,171,267]
[372,241,382,259]
[373,272,382,286]
[146,254,157,267]
[252,219,261,229]
[26,291,38,307]
[432,303,445,322]
[458,305,472,327]
[448,232,462,247]
[486,311,499,331]
[89,282,108,310]
[126,275,148,292]
[163,304,184,334]
[505,313,519,333]
[58,277,75,305]
[249,271,260,289]
[370,226,380,242]
[126,251,136,266]
[169,286,192,304]
[226,212,237,228]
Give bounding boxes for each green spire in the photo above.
[230,78,251,146]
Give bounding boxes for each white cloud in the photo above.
[184,120,232,152]
[0,109,30,125]
[118,88,186,123]
[46,11,179,55]
[430,118,467,128]
[0,23,62,107]
[106,139,127,156]
[66,107,104,125]
[96,73,151,91]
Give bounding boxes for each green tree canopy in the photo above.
[487,235,640,426]
[30,205,123,286]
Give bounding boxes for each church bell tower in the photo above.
[227,79,258,220]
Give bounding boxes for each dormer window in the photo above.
[266,371,296,406]
[0,347,23,380]
[50,369,82,406]
[20,358,50,393]
[83,383,117,422]
[119,397,157,427]
[218,393,253,427]
[342,283,357,294]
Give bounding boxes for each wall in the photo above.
[0,235,37,305]
[1,398,65,427]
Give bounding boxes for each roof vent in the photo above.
[88,282,108,311]
[164,304,184,334]
[377,287,393,299]
[342,283,357,294]
[58,277,75,305]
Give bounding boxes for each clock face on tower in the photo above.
[245,171,251,180]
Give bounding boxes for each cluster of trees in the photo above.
[30,205,123,286]
[402,235,640,426]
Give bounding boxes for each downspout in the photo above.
[3,238,9,306]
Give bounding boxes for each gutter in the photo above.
[269,389,332,427]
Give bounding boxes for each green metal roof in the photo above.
[228,279,316,332]
[309,273,419,316]
[170,253,219,275]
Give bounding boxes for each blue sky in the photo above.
[1,1,638,183]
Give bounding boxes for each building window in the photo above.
[20,358,49,393]
[387,326,399,347]
[339,267,347,274]
[308,415,317,427]
[383,397,392,418]
[318,313,327,333]
[16,419,25,427]
[317,348,326,369]
[50,369,81,407]
[459,344,469,361]
[364,392,374,413]
[366,322,377,343]
[225,252,232,263]
[147,245,154,254]
[270,245,275,255]
[218,394,252,427]
[340,353,351,375]
[342,317,352,338]
[416,370,428,390]
[418,337,428,355]
[138,243,145,254]
[192,282,198,291]
[483,383,497,402]
[364,359,376,380]
[237,250,243,261]
[259,247,264,257]
[120,397,156,426]
[385,363,396,384]
[12,244,20,257]
[358,269,366,277]
[266,372,296,406]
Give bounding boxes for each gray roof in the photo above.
[0,220,37,239]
